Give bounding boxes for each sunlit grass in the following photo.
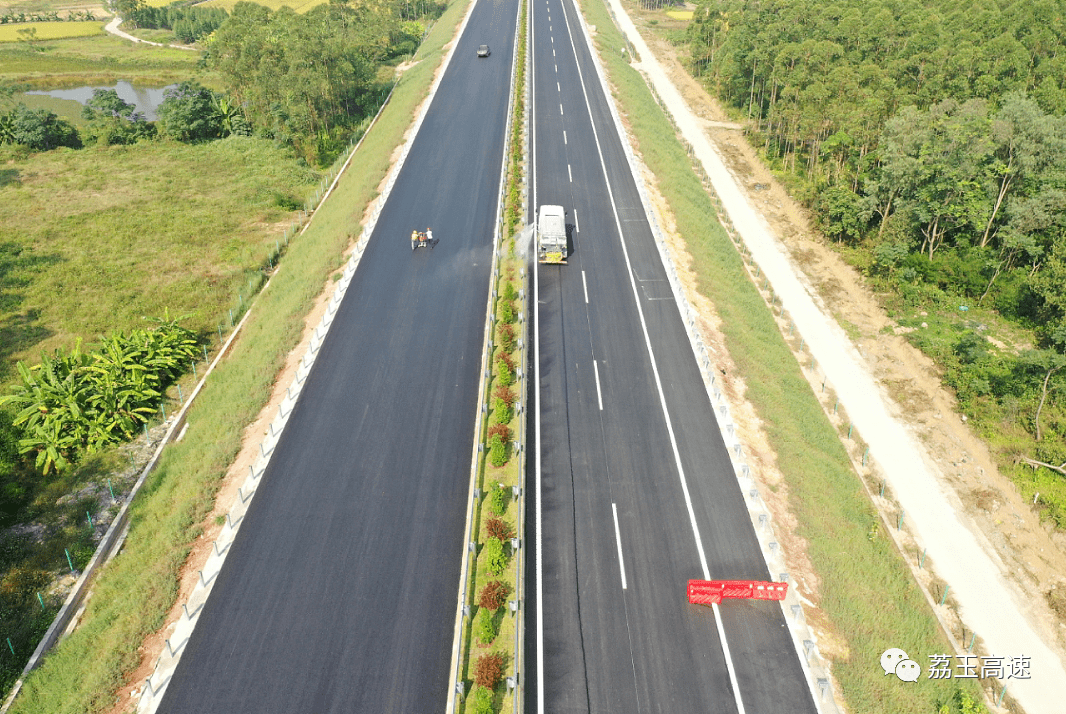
[0,138,319,382]
[0,20,103,42]
[198,0,327,12]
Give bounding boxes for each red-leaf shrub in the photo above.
[487,423,511,442]
[493,385,516,406]
[478,579,512,610]
[497,323,515,352]
[484,517,514,543]
[474,652,506,690]
[496,352,515,372]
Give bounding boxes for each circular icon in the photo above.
[880,648,909,675]
[895,659,920,682]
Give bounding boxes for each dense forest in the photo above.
[687,0,1066,521]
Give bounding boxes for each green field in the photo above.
[0,139,319,383]
[0,20,103,42]
[0,33,203,89]
[579,0,989,711]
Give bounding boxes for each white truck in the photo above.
[536,205,567,264]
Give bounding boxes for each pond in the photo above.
[24,81,175,121]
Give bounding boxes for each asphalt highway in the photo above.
[527,0,820,712]
[156,0,520,711]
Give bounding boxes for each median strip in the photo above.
[449,2,529,713]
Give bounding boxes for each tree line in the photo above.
[115,0,228,44]
[0,80,249,151]
[687,0,1066,512]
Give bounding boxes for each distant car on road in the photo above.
[477,44,490,57]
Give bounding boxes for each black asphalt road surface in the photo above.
[157,1,520,711]
[527,0,819,712]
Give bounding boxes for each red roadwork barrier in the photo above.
[687,580,788,606]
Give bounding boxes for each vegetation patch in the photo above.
[198,0,328,12]
[580,0,988,711]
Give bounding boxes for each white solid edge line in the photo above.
[612,503,628,590]
[531,0,545,708]
[558,1,747,712]
[582,270,589,304]
[593,360,603,410]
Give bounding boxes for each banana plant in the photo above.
[0,346,93,475]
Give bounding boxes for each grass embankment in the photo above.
[0,21,103,42]
[456,9,527,713]
[3,1,474,712]
[577,0,986,712]
[0,34,201,88]
[0,139,319,383]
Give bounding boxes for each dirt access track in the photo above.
[605,0,1066,711]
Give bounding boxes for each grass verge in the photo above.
[3,1,473,712]
[576,0,988,711]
